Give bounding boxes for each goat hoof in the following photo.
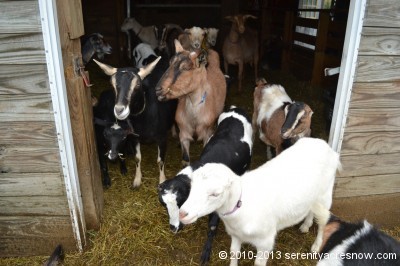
[311,242,321,253]
[102,178,111,189]
[132,179,142,189]
[120,168,127,175]
[299,224,310,233]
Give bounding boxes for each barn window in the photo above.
[295,0,333,49]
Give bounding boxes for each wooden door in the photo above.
[56,0,104,230]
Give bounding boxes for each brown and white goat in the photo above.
[178,26,206,51]
[156,40,226,166]
[222,14,259,92]
[253,79,313,158]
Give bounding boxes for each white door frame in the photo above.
[328,0,367,152]
[38,0,86,251]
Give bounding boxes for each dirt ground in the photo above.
[1,65,398,266]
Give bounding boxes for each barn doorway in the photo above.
[71,0,352,263]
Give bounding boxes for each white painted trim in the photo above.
[38,0,85,251]
[328,0,367,152]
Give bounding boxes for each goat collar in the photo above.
[198,91,207,105]
[222,188,242,216]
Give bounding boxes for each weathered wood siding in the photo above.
[334,0,400,202]
[0,0,75,256]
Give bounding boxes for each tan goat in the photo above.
[156,40,226,166]
[223,14,259,92]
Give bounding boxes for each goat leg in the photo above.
[200,212,220,265]
[180,139,190,167]
[119,158,127,175]
[100,156,111,188]
[157,139,167,184]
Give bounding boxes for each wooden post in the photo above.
[282,11,294,72]
[311,12,330,86]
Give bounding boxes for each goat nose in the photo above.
[108,151,118,161]
[179,210,188,220]
[169,224,178,232]
[114,105,125,116]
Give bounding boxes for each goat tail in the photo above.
[312,203,331,226]
[44,244,64,266]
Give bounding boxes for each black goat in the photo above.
[93,90,134,188]
[318,215,400,265]
[93,56,177,188]
[155,23,183,59]
[81,33,112,65]
[158,106,253,265]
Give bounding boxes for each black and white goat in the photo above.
[180,137,340,266]
[81,33,112,65]
[158,106,253,265]
[93,89,134,188]
[253,78,313,158]
[93,56,177,188]
[318,215,400,265]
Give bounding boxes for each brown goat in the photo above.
[156,40,226,165]
[223,14,259,92]
[253,79,313,158]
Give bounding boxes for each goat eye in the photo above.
[209,193,219,197]
[180,63,192,71]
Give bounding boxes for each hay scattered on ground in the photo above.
[1,67,398,266]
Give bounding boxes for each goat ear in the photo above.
[174,39,184,53]
[138,56,161,80]
[224,16,234,22]
[93,59,117,76]
[244,14,258,20]
[256,78,267,86]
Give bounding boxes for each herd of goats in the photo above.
[54,13,400,266]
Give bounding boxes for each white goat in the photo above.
[253,79,313,158]
[180,137,340,266]
[120,17,158,50]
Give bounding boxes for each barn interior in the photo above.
[7,0,400,265]
[81,0,350,138]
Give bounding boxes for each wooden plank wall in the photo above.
[0,0,76,256]
[335,0,400,202]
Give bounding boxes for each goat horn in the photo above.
[93,59,117,76]
[174,39,184,53]
[244,15,258,20]
[138,56,161,80]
